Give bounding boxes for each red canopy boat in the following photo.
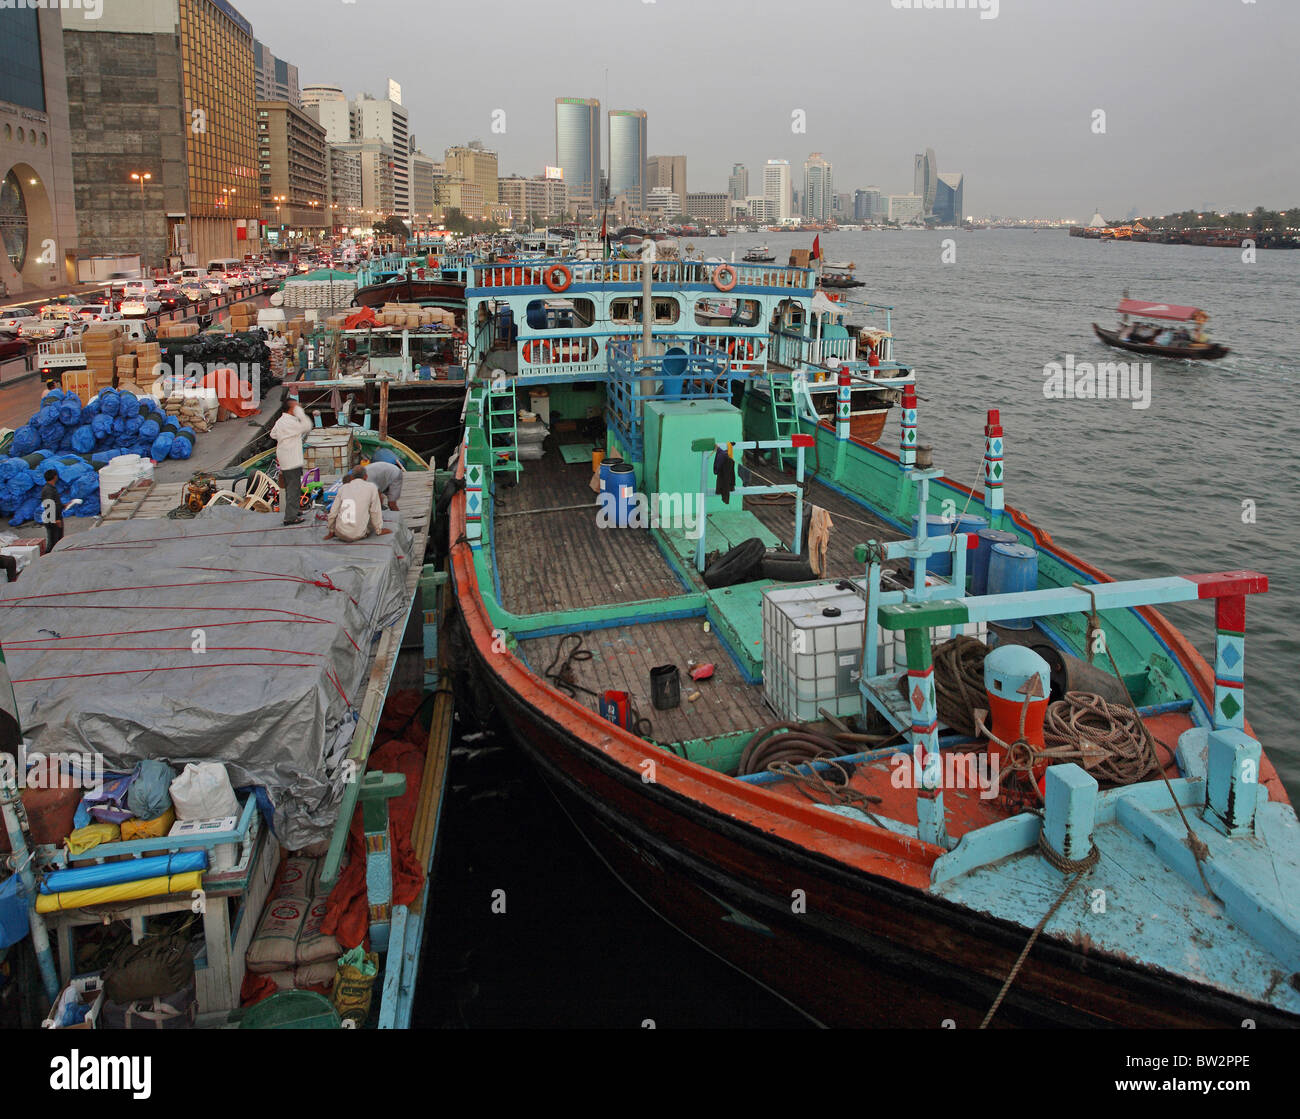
[1092,298,1229,360]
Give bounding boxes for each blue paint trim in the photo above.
[513,603,707,643]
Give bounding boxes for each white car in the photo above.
[258,267,278,282]
[204,277,230,297]
[0,306,38,333]
[26,311,87,342]
[120,294,162,317]
[77,304,122,322]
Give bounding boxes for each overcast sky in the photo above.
[238,0,1299,219]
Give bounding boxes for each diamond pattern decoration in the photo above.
[904,430,916,444]
[467,493,481,515]
[1219,642,1241,669]
[990,438,1003,455]
[1219,691,1242,722]
[911,684,926,712]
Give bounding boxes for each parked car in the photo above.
[120,293,162,317]
[25,311,87,342]
[204,277,230,297]
[0,305,38,333]
[76,304,122,323]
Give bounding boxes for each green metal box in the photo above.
[644,400,744,516]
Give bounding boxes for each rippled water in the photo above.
[420,231,1300,1025]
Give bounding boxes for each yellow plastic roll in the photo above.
[34,871,203,914]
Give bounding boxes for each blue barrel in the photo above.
[606,462,637,527]
[987,543,1039,629]
[598,457,625,497]
[370,447,400,466]
[972,527,1019,595]
[912,514,956,577]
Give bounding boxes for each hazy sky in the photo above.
[239,0,1299,219]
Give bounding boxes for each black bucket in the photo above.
[650,664,681,710]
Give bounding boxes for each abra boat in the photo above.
[742,246,775,262]
[0,425,453,1030]
[1093,298,1230,360]
[447,251,1298,1027]
[817,262,865,290]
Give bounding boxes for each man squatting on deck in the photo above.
[269,394,313,525]
[359,460,402,511]
[325,470,392,542]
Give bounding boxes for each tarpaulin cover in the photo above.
[0,505,414,849]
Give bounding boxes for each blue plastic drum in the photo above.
[986,543,1039,629]
[912,514,956,577]
[972,527,1019,595]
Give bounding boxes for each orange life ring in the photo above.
[713,264,738,292]
[522,340,553,364]
[544,264,572,292]
[727,338,755,361]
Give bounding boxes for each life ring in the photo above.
[544,264,572,292]
[713,264,738,292]
[727,338,755,361]
[522,340,553,364]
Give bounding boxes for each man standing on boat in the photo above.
[325,469,391,542]
[360,460,403,511]
[270,394,313,525]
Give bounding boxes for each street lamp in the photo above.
[273,194,287,237]
[129,171,152,275]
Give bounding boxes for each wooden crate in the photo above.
[61,369,94,399]
[303,429,357,476]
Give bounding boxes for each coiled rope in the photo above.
[1043,692,1160,786]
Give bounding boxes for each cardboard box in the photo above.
[43,975,105,1030]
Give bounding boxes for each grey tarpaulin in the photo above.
[0,505,414,849]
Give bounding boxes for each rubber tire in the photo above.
[702,537,766,589]
[760,550,817,583]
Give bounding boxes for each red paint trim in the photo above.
[1185,572,1269,600]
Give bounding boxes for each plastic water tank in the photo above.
[913,514,956,577]
[986,543,1039,628]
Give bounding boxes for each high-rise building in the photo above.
[647,154,687,206]
[410,149,438,221]
[555,97,600,206]
[913,148,937,216]
[445,142,499,207]
[802,152,833,222]
[325,144,362,228]
[728,163,748,201]
[61,0,262,265]
[854,187,883,223]
[745,195,776,224]
[888,193,923,224]
[646,186,679,218]
[257,100,327,240]
[302,86,352,144]
[685,193,729,223]
[355,88,409,218]
[254,40,300,107]
[498,175,567,226]
[763,159,791,223]
[0,6,78,293]
[608,109,647,211]
[834,192,851,219]
[934,172,965,224]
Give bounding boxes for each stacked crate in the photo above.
[303,429,357,477]
[228,302,257,333]
[81,324,125,389]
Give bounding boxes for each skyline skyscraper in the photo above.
[764,158,791,222]
[555,97,600,206]
[608,109,648,210]
[934,171,965,224]
[728,163,748,201]
[914,148,937,217]
[802,152,833,222]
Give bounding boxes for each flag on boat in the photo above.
[811,235,821,261]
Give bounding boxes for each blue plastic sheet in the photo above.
[39,850,209,895]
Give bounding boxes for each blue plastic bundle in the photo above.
[0,458,22,482]
[12,426,38,455]
[57,395,82,425]
[110,416,126,435]
[71,472,98,500]
[43,389,64,404]
[123,415,141,435]
[150,432,174,460]
[90,414,112,440]
[6,474,35,506]
[168,438,192,460]
[10,495,40,524]
[70,425,95,454]
[99,389,121,417]
[138,418,160,442]
[163,416,181,434]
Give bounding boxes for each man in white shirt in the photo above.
[325,469,391,542]
[360,460,403,511]
[268,394,313,524]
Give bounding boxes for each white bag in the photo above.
[169,763,241,822]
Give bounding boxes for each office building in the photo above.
[934,172,965,224]
[303,85,353,144]
[763,159,791,223]
[728,163,748,201]
[913,148,937,216]
[647,154,687,209]
[0,6,78,292]
[253,40,299,107]
[257,100,326,239]
[61,0,262,265]
[555,97,600,205]
[498,175,566,226]
[445,142,499,207]
[802,152,833,222]
[854,187,882,222]
[745,195,776,224]
[410,149,438,220]
[646,186,679,218]
[888,193,923,224]
[355,88,409,218]
[608,110,647,211]
[685,192,729,223]
[325,144,361,228]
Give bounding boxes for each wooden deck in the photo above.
[742,461,908,579]
[492,444,685,614]
[517,618,773,745]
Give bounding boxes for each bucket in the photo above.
[592,449,605,474]
[987,543,1039,628]
[650,664,681,710]
[972,528,1019,595]
[912,514,956,577]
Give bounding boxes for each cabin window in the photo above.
[524,298,596,331]
[694,298,761,327]
[609,297,681,325]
